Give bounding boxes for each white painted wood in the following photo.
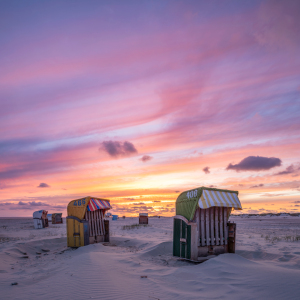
[224,207,228,245]
[210,207,215,245]
[89,211,93,237]
[90,211,94,236]
[215,207,219,245]
[93,212,97,237]
[200,209,205,246]
[96,210,101,236]
[205,208,210,245]
[219,207,224,245]
[195,208,200,246]
[100,210,104,235]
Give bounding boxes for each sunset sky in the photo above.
[1,0,300,217]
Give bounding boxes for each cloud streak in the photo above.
[275,164,300,176]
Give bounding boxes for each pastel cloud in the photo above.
[203,167,210,174]
[38,183,50,188]
[250,184,264,188]
[100,141,138,158]
[226,156,282,172]
[275,164,300,176]
[140,155,153,162]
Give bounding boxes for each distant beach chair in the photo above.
[33,210,49,229]
[139,213,148,224]
[52,213,63,224]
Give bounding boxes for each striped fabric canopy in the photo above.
[87,198,112,212]
[199,189,242,210]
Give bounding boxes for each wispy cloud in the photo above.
[275,164,300,176]
[140,155,153,162]
[250,184,264,188]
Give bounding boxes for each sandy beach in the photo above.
[1,215,300,299]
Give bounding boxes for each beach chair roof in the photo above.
[176,187,242,221]
[33,210,48,218]
[67,196,112,220]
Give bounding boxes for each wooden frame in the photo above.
[173,207,235,261]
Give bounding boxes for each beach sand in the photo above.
[1,215,300,299]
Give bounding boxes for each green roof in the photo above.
[176,186,239,221]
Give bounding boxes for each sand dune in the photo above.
[1,216,300,299]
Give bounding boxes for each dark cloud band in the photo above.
[226,156,282,172]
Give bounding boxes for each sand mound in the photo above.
[1,217,300,299]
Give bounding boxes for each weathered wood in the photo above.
[214,207,219,245]
[195,208,200,246]
[92,212,97,237]
[210,207,215,245]
[200,209,205,246]
[97,211,101,236]
[190,223,198,261]
[99,210,104,235]
[224,207,228,245]
[98,210,102,235]
[174,215,189,224]
[90,211,94,236]
[86,211,91,237]
[101,210,105,235]
[96,210,101,236]
[219,207,224,245]
[205,208,210,245]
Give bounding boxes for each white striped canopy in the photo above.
[199,189,242,210]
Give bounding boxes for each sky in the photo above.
[0,0,300,217]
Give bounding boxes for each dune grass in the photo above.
[122,224,149,230]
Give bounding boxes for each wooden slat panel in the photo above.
[210,207,215,245]
[100,210,104,235]
[215,207,219,245]
[98,210,102,235]
[86,211,91,237]
[224,207,228,245]
[205,208,210,245]
[219,207,224,245]
[95,210,100,236]
[97,211,101,236]
[90,211,94,237]
[92,212,97,237]
[102,210,105,234]
[85,212,90,238]
[200,209,205,246]
[196,208,200,246]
